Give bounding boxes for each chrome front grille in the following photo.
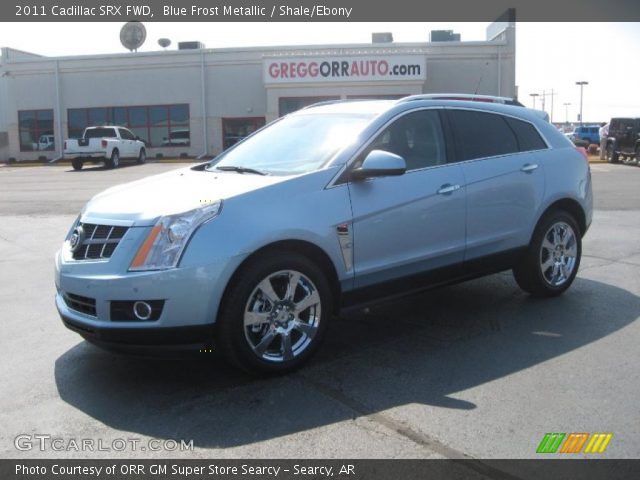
[72,223,128,260]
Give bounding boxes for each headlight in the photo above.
[129,200,223,271]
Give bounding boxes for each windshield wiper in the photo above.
[215,165,268,176]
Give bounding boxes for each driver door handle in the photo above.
[437,184,461,195]
[521,163,539,173]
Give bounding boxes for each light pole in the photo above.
[564,102,571,125]
[576,81,588,125]
[530,93,539,109]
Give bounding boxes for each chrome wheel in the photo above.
[539,222,578,287]
[243,270,321,363]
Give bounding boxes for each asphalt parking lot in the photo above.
[0,161,639,462]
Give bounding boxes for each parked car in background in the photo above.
[162,129,190,146]
[567,125,600,145]
[64,126,147,170]
[32,134,55,151]
[606,117,640,163]
[55,97,592,374]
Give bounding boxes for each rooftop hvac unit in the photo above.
[178,41,205,50]
[429,30,461,42]
[371,32,393,43]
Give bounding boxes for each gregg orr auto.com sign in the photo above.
[264,55,426,84]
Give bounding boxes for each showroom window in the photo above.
[67,104,190,147]
[278,96,340,116]
[18,109,54,152]
[222,117,266,150]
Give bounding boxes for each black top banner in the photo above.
[5,0,640,21]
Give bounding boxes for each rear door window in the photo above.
[119,128,135,140]
[447,110,519,161]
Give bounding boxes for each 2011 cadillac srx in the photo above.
[55,97,593,373]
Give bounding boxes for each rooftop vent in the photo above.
[429,30,461,42]
[178,41,205,50]
[372,32,393,44]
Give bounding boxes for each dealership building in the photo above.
[0,19,515,162]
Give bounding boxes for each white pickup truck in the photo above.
[64,126,146,170]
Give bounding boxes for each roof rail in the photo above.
[397,93,523,106]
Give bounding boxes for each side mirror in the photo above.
[351,150,407,181]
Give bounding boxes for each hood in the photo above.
[81,166,289,226]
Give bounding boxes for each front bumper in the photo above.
[55,231,246,348]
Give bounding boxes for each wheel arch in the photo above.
[218,239,342,319]
[535,198,587,237]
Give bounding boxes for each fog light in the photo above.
[133,301,152,321]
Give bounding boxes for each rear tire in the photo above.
[513,210,582,297]
[107,150,120,169]
[71,159,83,171]
[137,148,146,165]
[215,251,333,375]
[607,143,619,163]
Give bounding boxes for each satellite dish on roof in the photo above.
[158,38,171,49]
[120,22,147,52]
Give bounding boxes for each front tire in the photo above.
[216,251,333,374]
[107,150,120,169]
[137,148,146,164]
[513,210,582,297]
[71,158,83,171]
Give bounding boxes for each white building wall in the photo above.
[0,23,516,162]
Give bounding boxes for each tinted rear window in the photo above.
[85,128,117,139]
[504,117,547,151]
[447,110,518,161]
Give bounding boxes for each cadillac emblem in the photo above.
[69,225,84,252]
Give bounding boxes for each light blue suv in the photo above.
[55,97,593,373]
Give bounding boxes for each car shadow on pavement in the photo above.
[55,273,639,448]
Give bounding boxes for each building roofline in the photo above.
[0,38,508,64]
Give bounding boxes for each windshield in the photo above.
[207,113,374,175]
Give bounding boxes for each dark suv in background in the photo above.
[606,117,640,163]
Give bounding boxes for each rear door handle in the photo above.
[521,163,539,173]
[437,184,461,195]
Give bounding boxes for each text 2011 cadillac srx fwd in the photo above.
[55,97,593,373]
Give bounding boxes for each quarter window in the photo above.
[447,110,519,161]
[503,117,547,151]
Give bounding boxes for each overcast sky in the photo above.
[1,22,638,122]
